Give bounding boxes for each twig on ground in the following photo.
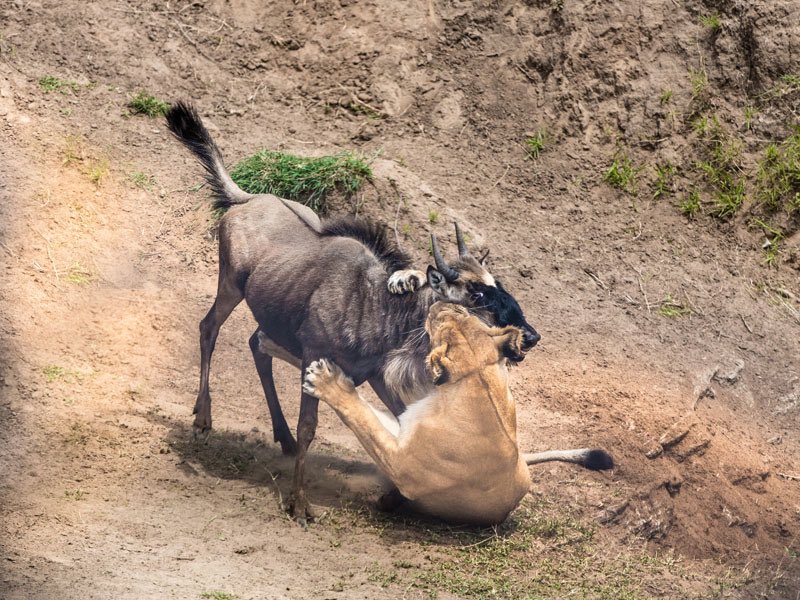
[777,472,800,481]
[491,164,511,189]
[583,267,608,290]
[740,314,753,334]
[0,242,16,257]
[633,267,650,313]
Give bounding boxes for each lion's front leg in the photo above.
[304,359,401,479]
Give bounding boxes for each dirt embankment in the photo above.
[1,1,799,598]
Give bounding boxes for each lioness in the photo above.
[302,302,612,525]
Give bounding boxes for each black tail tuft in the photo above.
[584,449,614,471]
[165,101,247,209]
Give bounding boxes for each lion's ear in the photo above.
[427,342,451,385]
[494,327,525,362]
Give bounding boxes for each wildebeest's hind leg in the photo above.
[194,269,242,436]
[288,375,320,525]
[248,330,298,455]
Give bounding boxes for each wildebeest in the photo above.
[303,302,613,525]
[165,102,540,521]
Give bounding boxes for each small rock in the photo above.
[767,435,782,445]
[596,500,629,524]
[659,425,692,449]
[645,441,663,459]
[713,359,745,385]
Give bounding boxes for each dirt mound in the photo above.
[1,0,799,597]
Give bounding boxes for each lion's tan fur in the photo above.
[303,302,532,525]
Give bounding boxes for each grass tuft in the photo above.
[127,92,170,117]
[230,150,372,213]
[130,171,156,190]
[679,190,702,218]
[200,593,236,600]
[659,89,673,105]
[653,163,676,199]
[699,13,721,31]
[428,210,439,224]
[43,365,82,383]
[524,130,547,160]
[39,75,79,94]
[88,160,109,186]
[694,115,747,218]
[603,153,640,195]
[779,74,800,91]
[658,295,693,318]
[755,128,800,214]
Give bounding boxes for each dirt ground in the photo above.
[1,0,799,598]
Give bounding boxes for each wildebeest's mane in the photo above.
[320,217,412,273]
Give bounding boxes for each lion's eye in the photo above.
[471,292,484,302]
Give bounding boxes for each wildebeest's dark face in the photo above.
[463,278,540,352]
[426,247,540,355]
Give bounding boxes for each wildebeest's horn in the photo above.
[454,222,469,258]
[431,234,459,282]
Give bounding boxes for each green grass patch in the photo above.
[43,365,83,383]
[325,495,729,599]
[779,74,800,91]
[524,130,547,160]
[130,171,156,190]
[230,150,372,213]
[658,295,693,318]
[753,218,785,267]
[695,115,747,218]
[743,106,757,131]
[688,69,712,113]
[64,488,87,501]
[755,128,800,213]
[127,92,170,117]
[200,593,236,600]
[604,153,640,195]
[679,190,702,218]
[66,262,93,285]
[699,13,721,31]
[88,160,109,186]
[344,100,383,119]
[428,210,439,224]
[39,75,79,94]
[653,163,676,199]
[659,89,673,105]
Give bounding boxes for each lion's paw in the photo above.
[303,359,355,402]
[387,269,426,295]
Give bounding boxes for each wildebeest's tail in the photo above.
[523,448,614,471]
[165,101,253,209]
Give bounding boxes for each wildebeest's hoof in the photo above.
[287,492,316,526]
[278,435,298,456]
[191,424,212,444]
[387,269,426,295]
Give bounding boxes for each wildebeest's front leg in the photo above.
[194,273,243,436]
[304,360,401,480]
[248,330,297,455]
[288,363,320,525]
